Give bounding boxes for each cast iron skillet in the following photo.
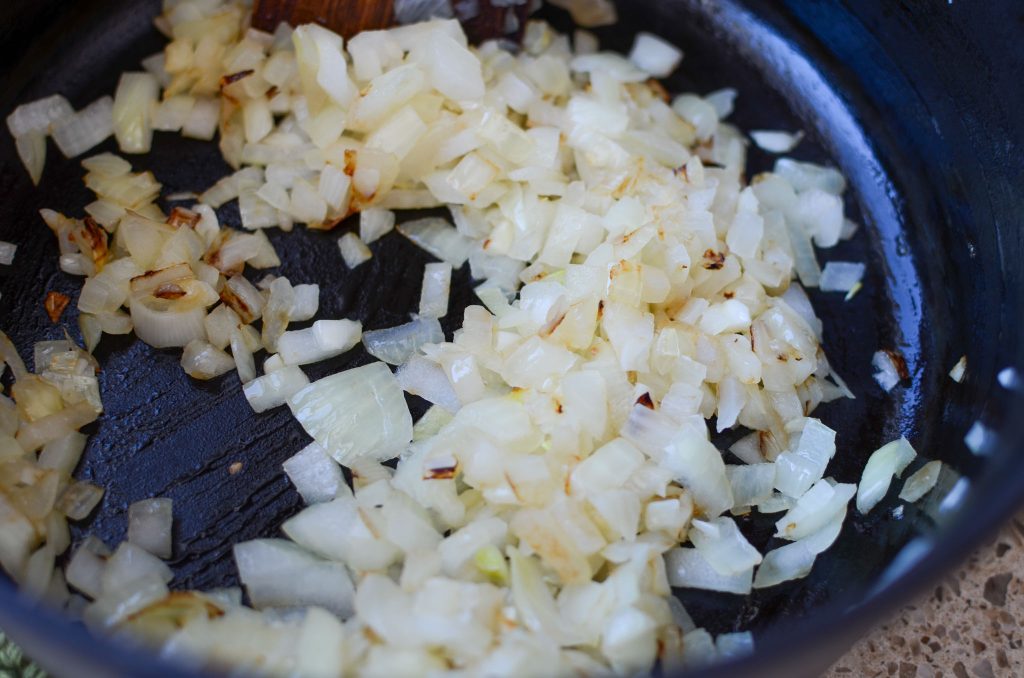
[0,1,1021,676]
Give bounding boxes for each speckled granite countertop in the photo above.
[827,515,1024,678]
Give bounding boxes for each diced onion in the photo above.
[0,241,16,266]
[750,130,804,154]
[364,318,443,365]
[127,498,173,559]
[338,232,372,268]
[51,97,115,159]
[288,362,413,464]
[360,208,396,244]
[282,442,347,505]
[234,539,355,617]
[396,217,473,268]
[819,261,865,293]
[419,262,452,318]
[277,319,362,366]
[665,547,752,595]
[628,33,683,78]
[898,460,942,503]
[112,73,159,154]
[243,366,310,413]
[6,94,73,137]
[872,349,906,392]
[180,340,235,380]
[948,355,967,383]
[856,437,916,514]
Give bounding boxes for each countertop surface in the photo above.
[827,515,1024,678]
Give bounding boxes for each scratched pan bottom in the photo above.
[0,1,1021,677]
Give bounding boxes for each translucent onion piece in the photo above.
[65,535,111,599]
[395,355,462,413]
[282,442,346,505]
[750,130,804,154]
[948,355,967,383]
[127,498,173,559]
[665,547,752,595]
[754,507,845,588]
[898,460,942,504]
[856,437,916,514]
[130,298,207,349]
[180,340,234,380]
[396,217,473,268]
[688,517,762,576]
[243,366,309,413]
[418,262,452,318]
[338,232,372,268]
[628,33,683,78]
[112,72,159,154]
[288,362,413,464]
[277,319,362,366]
[359,208,396,244]
[6,94,73,137]
[51,97,115,159]
[819,261,865,293]
[15,132,45,185]
[363,317,443,365]
[775,479,855,540]
[234,539,355,618]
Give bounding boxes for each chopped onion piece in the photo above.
[750,130,804,154]
[65,536,111,599]
[15,132,45,185]
[360,208,396,244]
[397,218,473,268]
[754,507,845,588]
[6,94,73,137]
[234,539,355,618]
[112,72,159,154]
[181,97,220,140]
[338,232,372,268]
[243,366,310,413]
[872,349,907,392]
[775,479,855,540]
[277,319,362,366]
[819,261,865,293]
[772,418,836,499]
[665,548,752,595]
[856,437,916,514]
[290,284,320,322]
[628,33,683,78]
[51,97,115,159]
[898,460,942,503]
[127,498,173,559]
[288,362,413,464]
[0,241,16,266]
[688,517,762,576]
[948,355,967,383]
[180,340,234,380]
[283,442,346,505]
[419,262,452,318]
[363,318,443,365]
[396,355,462,413]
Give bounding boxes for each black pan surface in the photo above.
[0,1,1021,677]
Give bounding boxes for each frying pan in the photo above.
[0,0,1021,676]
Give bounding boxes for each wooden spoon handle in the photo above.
[251,0,530,43]
[252,0,394,39]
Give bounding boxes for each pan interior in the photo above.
[0,0,983,656]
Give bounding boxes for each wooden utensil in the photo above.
[251,0,532,44]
